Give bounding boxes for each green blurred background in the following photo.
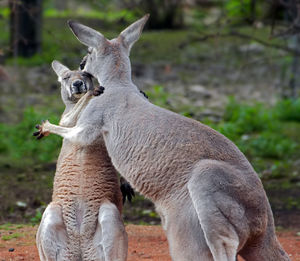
[0,0,300,228]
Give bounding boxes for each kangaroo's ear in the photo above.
[68,20,107,49]
[119,14,149,53]
[51,60,70,78]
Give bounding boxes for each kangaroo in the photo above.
[35,16,290,261]
[35,62,128,261]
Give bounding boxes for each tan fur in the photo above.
[52,141,122,258]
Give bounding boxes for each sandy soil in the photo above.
[0,224,299,260]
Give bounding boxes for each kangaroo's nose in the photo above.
[72,80,83,88]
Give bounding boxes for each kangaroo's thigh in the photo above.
[187,162,250,261]
[36,203,67,261]
[162,201,214,261]
[93,202,128,261]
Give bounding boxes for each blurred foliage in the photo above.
[275,99,300,122]
[119,0,184,29]
[44,8,136,21]
[0,7,9,18]
[225,0,266,23]
[147,85,171,108]
[0,5,137,66]
[0,2,292,68]
[209,97,298,162]
[0,6,137,21]
[1,232,24,241]
[30,210,43,225]
[0,223,23,230]
[0,107,61,167]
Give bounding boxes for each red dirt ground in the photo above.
[0,224,299,260]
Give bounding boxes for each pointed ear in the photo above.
[51,60,70,78]
[119,14,149,53]
[68,20,107,49]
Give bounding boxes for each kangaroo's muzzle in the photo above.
[72,80,87,95]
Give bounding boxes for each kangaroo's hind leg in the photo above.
[159,200,214,261]
[36,203,68,261]
[187,161,252,261]
[93,202,128,261]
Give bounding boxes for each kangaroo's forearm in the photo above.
[44,121,80,139]
[60,92,92,127]
[44,121,96,146]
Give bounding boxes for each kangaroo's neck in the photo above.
[102,71,130,86]
[94,53,135,89]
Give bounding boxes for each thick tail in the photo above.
[239,207,290,261]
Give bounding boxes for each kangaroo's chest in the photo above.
[53,147,106,234]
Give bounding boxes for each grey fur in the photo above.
[38,17,290,261]
[36,62,128,261]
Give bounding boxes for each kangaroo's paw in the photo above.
[120,177,135,204]
[93,85,105,96]
[33,120,50,140]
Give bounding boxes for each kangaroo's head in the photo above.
[51,60,94,104]
[68,14,149,87]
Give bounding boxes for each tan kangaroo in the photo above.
[35,62,128,261]
[35,16,290,261]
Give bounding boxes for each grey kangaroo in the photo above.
[35,62,128,261]
[35,15,290,261]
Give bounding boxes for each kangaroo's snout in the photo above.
[72,80,86,94]
[73,80,83,88]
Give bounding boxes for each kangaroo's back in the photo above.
[92,91,255,200]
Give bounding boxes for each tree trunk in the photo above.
[121,0,184,29]
[250,0,256,23]
[288,34,300,98]
[9,0,42,58]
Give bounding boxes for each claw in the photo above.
[33,131,40,136]
[120,180,135,204]
[37,134,44,140]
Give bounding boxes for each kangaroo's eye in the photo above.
[62,76,70,81]
[82,72,93,79]
[80,58,86,70]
